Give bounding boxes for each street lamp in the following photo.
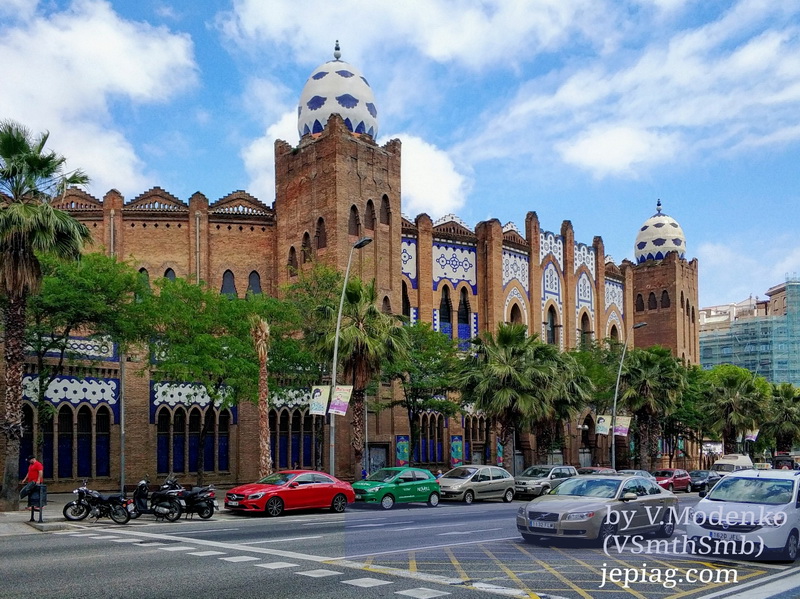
[610,321,647,471]
[329,236,373,476]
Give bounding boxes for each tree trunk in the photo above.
[1,295,27,511]
[258,357,272,478]
[350,388,365,480]
[497,421,512,473]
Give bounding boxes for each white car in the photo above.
[686,469,799,561]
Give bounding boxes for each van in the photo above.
[711,453,753,473]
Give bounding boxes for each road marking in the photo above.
[515,544,593,599]
[444,547,470,582]
[87,535,119,539]
[297,569,342,578]
[220,555,260,562]
[159,545,196,551]
[342,577,394,587]
[344,536,520,559]
[480,545,540,599]
[552,545,645,599]
[393,524,462,532]
[238,536,322,544]
[438,528,502,536]
[110,538,142,543]
[188,550,226,556]
[173,528,240,534]
[680,566,800,599]
[394,589,451,598]
[303,517,385,526]
[254,562,299,569]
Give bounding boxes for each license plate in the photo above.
[227,501,239,506]
[126,503,135,512]
[530,520,555,529]
[710,531,744,542]
[179,500,187,507]
[515,486,526,491]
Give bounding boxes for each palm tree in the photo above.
[763,383,800,453]
[322,278,408,480]
[250,315,273,478]
[458,323,559,472]
[705,364,771,454]
[619,346,687,471]
[0,121,90,509]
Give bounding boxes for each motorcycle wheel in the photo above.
[197,503,214,519]
[164,499,182,522]
[110,504,131,525]
[63,501,90,521]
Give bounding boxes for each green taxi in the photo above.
[352,467,440,509]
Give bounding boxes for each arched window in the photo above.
[680,291,685,309]
[288,247,298,274]
[365,201,376,230]
[509,304,522,324]
[173,407,186,473]
[439,287,453,338]
[58,406,74,479]
[546,306,558,345]
[157,408,170,474]
[402,281,411,319]
[416,413,444,464]
[382,296,391,314]
[458,288,472,348]
[380,195,390,225]
[636,294,645,312]
[95,406,110,477]
[218,410,230,471]
[609,325,619,341]
[580,312,592,348]
[301,232,312,263]
[221,269,237,297]
[648,292,657,310]
[315,217,327,249]
[661,290,671,308]
[164,268,176,281]
[692,307,695,323]
[77,406,92,478]
[137,268,150,302]
[348,205,360,236]
[247,271,262,295]
[463,415,489,464]
[189,409,202,472]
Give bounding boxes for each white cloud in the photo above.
[0,0,198,196]
[241,111,297,204]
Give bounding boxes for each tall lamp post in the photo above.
[611,321,647,471]
[328,236,373,476]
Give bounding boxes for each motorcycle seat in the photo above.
[99,493,124,502]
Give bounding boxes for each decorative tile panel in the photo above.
[151,382,237,423]
[573,243,596,278]
[575,271,595,323]
[401,238,418,290]
[505,288,528,326]
[471,312,479,340]
[432,243,477,293]
[29,335,117,362]
[502,249,529,294]
[605,280,624,315]
[539,232,563,270]
[410,307,418,325]
[23,375,120,420]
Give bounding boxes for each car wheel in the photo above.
[684,484,691,493]
[380,494,395,510]
[330,493,347,513]
[655,513,675,538]
[668,484,674,493]
[463,490,474,505]
[265,496,284,517]
[502,488,514,503]
[783,530,799,562]
[596,518,618,547]
[427,492,439,507]
[538,485,550,497]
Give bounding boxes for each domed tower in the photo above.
[627,200,699,363]
[274,42,401,315]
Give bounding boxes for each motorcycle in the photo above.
[129,475,183,522]
[62,480,132,525]
[161,475,217,519]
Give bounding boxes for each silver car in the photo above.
[515,465,578,498]
[438,465,515,504]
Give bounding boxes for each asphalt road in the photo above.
[1,494,798,599]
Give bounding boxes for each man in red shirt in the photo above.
[21,455,43,486]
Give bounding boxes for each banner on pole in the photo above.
[327,385,353,416]
[396,435,409,466]
[309,386,330,416]
[450,435,463,467]
[596,415,611,435]
[745,429,759,442]
[613,416,632,437]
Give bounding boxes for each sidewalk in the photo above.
[0,493,74,536]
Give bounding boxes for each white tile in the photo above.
[255,562,299,569]
[220,556,260,563]
[297,569,341,578]
[188,551,226,556]
[342,578,393,588]
[395,589,451,599]
[159,546,196,551]
[110,538,142,543]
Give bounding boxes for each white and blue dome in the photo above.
[634,200,686,263]
[298,42,378,139]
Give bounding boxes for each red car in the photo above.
[652,468,691,493]
[225,470,355,516]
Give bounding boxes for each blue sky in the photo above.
[2,0,799,307]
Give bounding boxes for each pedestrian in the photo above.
[20,455,43,508]
[436,469,443,479]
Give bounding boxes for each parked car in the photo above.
[652,468,692,493]
[577,467,616,475]
[686,469,800,561]
[514,465,578,498]
[225,470,355,516]
[617,469,656,480]
[688,469,722,492]
[438,465,515,504]
[351,467,440,509]
[516,475,678,545]
[711,453,754,473]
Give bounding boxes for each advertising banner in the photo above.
[613,416,632,437]
[595,415,611,435]
[745,429,759,442]
[327,385,353,416]
[496,440,504,466]
[395,435,409,466]
[450,435,463,467]
[309,385,330,416]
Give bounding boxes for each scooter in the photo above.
[162,475,217,519]
[129,475,182,522]
[63,480,132,524]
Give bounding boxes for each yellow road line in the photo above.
[515,543,594,599]
[444,547,471,582]
[481,546,540,599]
[552,545,648,599]
[409,551,417,573]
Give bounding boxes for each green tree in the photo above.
[0,121,90,509]
[762,383,800,453]
[381,322,461,466]
[458,323,558,472]
[619,346,687,471]
[319,278,408,480]
[705,364,771,454]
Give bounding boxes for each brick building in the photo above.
[1,46,699,490]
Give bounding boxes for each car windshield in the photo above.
[577,468,596,474]
[712,464,735,472]
[443,467,477,479]
[367,469,400,482]
[707,477,795,505]
[520,467,552,478]
[256,472,296,485]
[551,478,621,498]
[619,470,641,476]
[690,470,709,477]
[652,470,674,477]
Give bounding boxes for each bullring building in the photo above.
[2,46,699,489]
